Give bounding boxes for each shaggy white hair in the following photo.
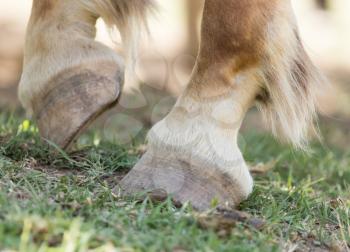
[256,1,325,149]
[80,0,155,72]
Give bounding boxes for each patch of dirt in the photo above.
[284,238,348,252]
[12,189,31,200]
[0,134,11,145]
[285,222,349,252]
[99,171,129,187]
[195,208,265,237]
[22,156,129,187]
[250,160,277,175]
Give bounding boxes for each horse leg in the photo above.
[19,0,152,149]
[120,0,323,210]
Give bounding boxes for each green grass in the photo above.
[0,112,349,252]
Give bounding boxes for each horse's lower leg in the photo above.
[120,0,263,210]
[120,0,323,210]
[19,0,152,149]
[120,78,258,209]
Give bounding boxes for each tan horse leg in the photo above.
[19,0,152,149]
[120,0,324,210]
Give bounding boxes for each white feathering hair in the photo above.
[256,1,325,149]
[80,0,156,72]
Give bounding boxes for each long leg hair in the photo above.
[256,1,325,149]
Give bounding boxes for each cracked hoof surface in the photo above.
[32,62,123,149]
[119,151,250,211]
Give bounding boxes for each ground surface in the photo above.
[0,112,349,252]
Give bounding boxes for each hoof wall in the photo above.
[32,62,123,149]
[119,151,250,211]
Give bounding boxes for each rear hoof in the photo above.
[119,150,252,211]
[32,61,123,149]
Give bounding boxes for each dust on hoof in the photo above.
[32,61,123,149]
[119,150,249,211]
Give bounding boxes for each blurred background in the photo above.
[0,0,349,149]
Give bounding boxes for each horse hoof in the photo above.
[119,150,251,211]
[32,61,123,149]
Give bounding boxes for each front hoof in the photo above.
[32,62,123,149]
[119,151,252,211]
